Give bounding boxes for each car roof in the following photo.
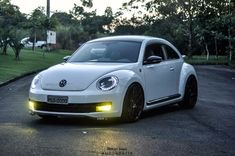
[88,35,165,43]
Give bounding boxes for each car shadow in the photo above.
[30,116,121,127]
[141,104,182,119]
[29,104,183,127]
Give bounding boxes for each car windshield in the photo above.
[68,41,142,63]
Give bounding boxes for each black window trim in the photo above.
[142,42,167,65]
[162,44,180,61]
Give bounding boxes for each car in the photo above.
[21,37,46,48]
[28,35,198,122]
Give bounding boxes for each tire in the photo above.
[179,76,198,109]
[121,83,144,122]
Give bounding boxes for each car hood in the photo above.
[40,63,135,91]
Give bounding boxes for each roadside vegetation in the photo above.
[185,55,228,65]
[0,49,71,84]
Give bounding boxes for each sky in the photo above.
[11,0,129,15]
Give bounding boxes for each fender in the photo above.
[108,69,144,95]
[106,69,145,112]
[178,63,197,97]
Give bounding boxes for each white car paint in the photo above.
[21,37,46,48]
[29,35,197,120]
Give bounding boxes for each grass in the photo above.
[0,48,72,84]
[185,55,229,65]
[0,49,234,84]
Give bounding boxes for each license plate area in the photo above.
[47,95,68,104]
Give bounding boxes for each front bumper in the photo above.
[29,88,124,118]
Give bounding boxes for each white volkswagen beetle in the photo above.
[29,36,198,122]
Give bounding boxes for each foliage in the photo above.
[28,7,47,51]
[0,0,27,59]
[0,0,234,62]
[118,0,235,60]
[56,0,114,49]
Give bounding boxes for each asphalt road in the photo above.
[0,65,235,156]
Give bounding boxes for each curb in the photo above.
[0,69,44,88]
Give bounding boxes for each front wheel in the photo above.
[179,76,198,109]
[121,83,144,122]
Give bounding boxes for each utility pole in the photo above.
[47,0,50,18]
[45,0,50,54]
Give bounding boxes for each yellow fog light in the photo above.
[96,103,112,112]
[29,101,35,111]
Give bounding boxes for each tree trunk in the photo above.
[205,43,209,61]
[187,9,193,58]
[32,31,36,52]
[214,37,218,60]
[188,31,193,58]
[14,48,20,60]
[15,51,19,60]
[228,26,232,62]
[2,43,8,55]
[228,0,232,62]
[10,43,21,60]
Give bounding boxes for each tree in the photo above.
[0,0,15,55]
[81,0,93,8]
[193,0,235,61]
[70,0,113,41]
[8,7,27,60]
[121,0,201,57]
[0,0,27,59]
[9,29,26,60]
[28,7,47,51]
[51,12,74,26]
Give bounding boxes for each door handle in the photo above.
[170,67,174,71]
[146,65,154,68]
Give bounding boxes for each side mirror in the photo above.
[144,56,162,64]
[182,55,186,59]
[63,56,71,62]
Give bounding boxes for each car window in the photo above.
[164,45,180,60]
[144,43,165,61]
[69,41,142,63]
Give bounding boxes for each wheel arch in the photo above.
[121,81,145,122]
[127,82,145,99]
[178,63,198,97]
[106,69,145,113]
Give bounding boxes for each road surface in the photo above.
[0,65,235,155]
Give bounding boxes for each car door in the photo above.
[143,42,173,105]
[162,43,183,96]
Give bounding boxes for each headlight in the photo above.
[31,74,42,89]
[97,76,119,91]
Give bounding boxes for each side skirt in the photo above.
[147,94,181,106]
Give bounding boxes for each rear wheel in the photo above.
[121,83,144,122]
[179,76,198,109]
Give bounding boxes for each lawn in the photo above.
[0,48,72,84]
[185,55,229,65]
[0,49,234,85]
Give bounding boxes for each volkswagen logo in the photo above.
[59,79,67,87]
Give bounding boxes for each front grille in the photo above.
[34,101,98,113]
